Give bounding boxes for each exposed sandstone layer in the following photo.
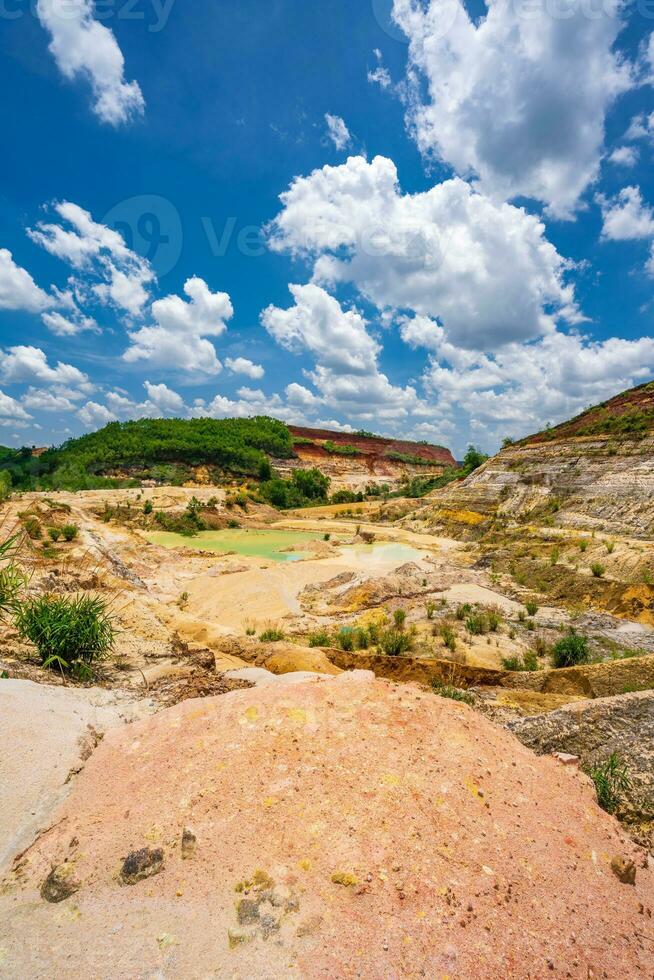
[2,672,653,979]
[415,432,654,539]
[276,425,456,492]
[509,691,654,824]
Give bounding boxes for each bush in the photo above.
[455,603,472,621]
[47,527,61,542]
[586,753,631,815]
[552,629,590,668]
[501,655,524,671]
[308,628,332,648]
[465,613,487,636]
[605,541,615,555]
[486,608,502,632]
[336,628,355,652]
[143,500,154,515]
[259,628,285,643]
[354,627,370,650]
[380,628,412,656]
[590,562,605,578]
[23,517,42,540]
[426,601,437,620]
[15,594,115,677]
[61,524,79,542]
[393,609,407,630]
[525,601,539,617]
[523,649,539,671]
[579,540,589,552]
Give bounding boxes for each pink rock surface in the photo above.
[2,671,653,979]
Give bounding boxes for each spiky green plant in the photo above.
[15,593,115,677]
[0,532,27,619]
[586,754,631,815]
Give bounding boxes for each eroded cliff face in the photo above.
[413,433,654,539]
[275,426,456,492]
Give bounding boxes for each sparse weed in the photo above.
[525,601,539,617]
[431,680,474,705]
[259,628,285,643]
[590,562,605,578]
[586,754,631,815]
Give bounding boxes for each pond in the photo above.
[337,541,427,568]
[146,528,324,562]
[146,529,428,568]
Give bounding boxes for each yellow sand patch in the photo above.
[437,509,486,526]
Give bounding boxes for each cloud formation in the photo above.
[392,0,633,217]
[269,155,581,350]
[36,0,145,125]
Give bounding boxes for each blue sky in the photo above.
[1,0,654,456]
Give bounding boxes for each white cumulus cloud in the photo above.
[269,155,581,350]
[392,0,633,217]
[123,277,233,374]
[0,249,50,313]
[225,357,265,380]
[36,0,145,126]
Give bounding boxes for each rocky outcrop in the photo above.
[2,672,652,978]
[415,432,654,538]
[509,691,654,824]
[278,425,455,492]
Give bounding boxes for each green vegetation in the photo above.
[62,524,79,542]
[586,753,632,815]
[525,600,539,617]
[431,680,474,705]
[425,600,437,620]
[440,624,457,652]
[393,609,407,630]
[0,417,294,491]
[259,468,330,509]
[0,470,11,502]
[385,451,433,466]
[551,629,590,668]
[577,406,654,437]
[308,629,332,647]
[323,440,362,456]
[0,533,27,620]
[259,628,285,643]
[590,562,606,578]
[465,612,487,636]
[15,594,115,678]
[379,628,412,656]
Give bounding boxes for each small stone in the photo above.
[552,753,580,767]
[181,827,197,860]
[611,856,636,886]
[331,871,358,887]
[228,928,253,949]
[237,898,260,925]
[120,847,164,886]
[41,864,79,904]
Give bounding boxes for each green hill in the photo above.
[0,417,294,492]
